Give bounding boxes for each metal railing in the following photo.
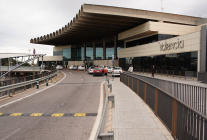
[95,76,114,140]
[127,73,207,116]
[1,66,41,72]
[123,67,197,80]
[0,70,58,97]
[120,72,207,140]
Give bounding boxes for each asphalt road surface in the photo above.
[0,70,105,140]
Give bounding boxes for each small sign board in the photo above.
[33,48,36,55]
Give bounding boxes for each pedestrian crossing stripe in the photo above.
[10,113,23,116]
[74,113,86,117]
[30,113,43,117]
[52,113,64,117]
[0,113,97,117]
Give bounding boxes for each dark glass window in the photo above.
[77,44,84,61]
[106,37,114,60]
[95,40,103,60]
[86,42,93,60]
[53,51,63,56]
[126,34,177,48]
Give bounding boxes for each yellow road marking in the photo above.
[10,113,22,116]
[30,113,43,117]
[52,113,64,117]
[0,113,4,116]
[74,113,86,117]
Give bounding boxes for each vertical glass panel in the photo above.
[95,42,103,60]
[191,51,197,71]
[119,58,126,70]
[160,55,166,69]
[106,37,114,60]
[176,53,184,70]
[77,44,84,61]
[155,56,161,69]
[86,42,93,60]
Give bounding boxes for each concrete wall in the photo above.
[39,56,62,61]
[67,60,119,67]
[53,45,71,52]
[118,21,201,41]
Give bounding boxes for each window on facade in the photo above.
[119,52,198,72]
[53,51,63,56]
[95,40,103,60]
[106,37,114,60]
[77,44,84,61]
[86,42,93,60]
[117,40,124,58]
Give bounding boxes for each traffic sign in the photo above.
[33,48,36,55]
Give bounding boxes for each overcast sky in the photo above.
[0,0,207,56]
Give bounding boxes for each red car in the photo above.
[93,67,104,76]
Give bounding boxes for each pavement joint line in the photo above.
[0,72,66,109]
[0,113,98,117]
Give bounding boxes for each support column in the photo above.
[103,38,106,60]
[114,36,117,60]
[42,56,43,69]
[93,41,95,60]
[0,58,1,78]
[200,25,207,72]
[75,46,77,61]
[84,43,86,61]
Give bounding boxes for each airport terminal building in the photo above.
[31,4,207,76]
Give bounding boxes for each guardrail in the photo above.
[120,72,207,140]
[95,76,114,140]
[0,71,59,97]
[124,67,197,80]
[127,72,207,116]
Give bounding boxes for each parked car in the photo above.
[112,67,123,76]
[88,66,95,74]
[69,65,77,70]
[108,67,115,73]
[78,65,85,71]
[56,65,63,70]
[93,67,104,76]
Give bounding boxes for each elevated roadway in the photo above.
[0,70,104,140]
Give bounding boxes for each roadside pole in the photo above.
[112,54,114,81]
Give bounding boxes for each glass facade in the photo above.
[126,34,177,48]
[77,43,84,61]
[119,51,198,71]
[106,37,114,60]
[63,48,75,66]
[86,42,93,60]
[53,51,63,56]
[95,40,103,60]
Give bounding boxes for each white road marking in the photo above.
[0,72,66,109]
[88,81,104,140]
[1,128,21,140]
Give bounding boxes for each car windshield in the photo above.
[90,66,94,69]
[94,68,101,70]
[114,67,122,70]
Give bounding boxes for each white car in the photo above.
[112,67,123,76]
[69,65,77,70]
[108,67,115,73]
[78,65,85,71]
[56,65,63,70]
[88,66,95,74]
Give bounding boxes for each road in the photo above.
[0,70,105,140]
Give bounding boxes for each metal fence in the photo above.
[127,73,207,116]
[120,73,207,140]
[124,68,197,79]
[0,70,57,97]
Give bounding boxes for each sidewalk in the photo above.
[133,72,206,88]
[110,78,174,140]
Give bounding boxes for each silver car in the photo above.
[88,66,95,74]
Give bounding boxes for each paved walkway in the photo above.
[110,78,174,140]
[133,72,206,88]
